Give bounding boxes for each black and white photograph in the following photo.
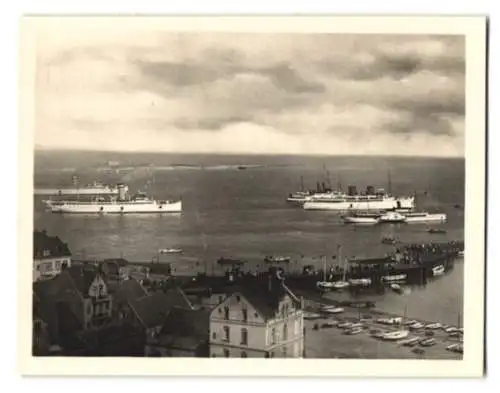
[19,16,486,376]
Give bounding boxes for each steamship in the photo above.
[302,185,415,211]
[35,176,126,196]
[43,184,182,214]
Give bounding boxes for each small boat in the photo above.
[428,228,447,234]
[344,327,364,335]
[425,322,443,330]
[349,322,364,329]
[382,330,410,341]
[412,348,425,355]
[331,281,350,290]
[409,322,424,330]
[432,265,445,276]
[399,337,420,347]
[337,321,353,329]
[320,306,345,314]
[403,319,420,326]
[377,211,407,224]
[342,211,381,224]
[264,255,291,263]
[448,331,462,338]
[382,274,407,283]
[377,317,403,325]
[390,283,403,293]
[419,338,437,347]
[159,248,183,254]
[446,343,463,354]
[316,281,335,289]
[348,278,372,286]
[403,211,447,223]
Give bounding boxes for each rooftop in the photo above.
[33,230,72,259]
[129,288,194,329]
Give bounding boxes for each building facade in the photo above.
[209,280,304,358]
[33,230,72,282]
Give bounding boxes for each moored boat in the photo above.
[348,278,372,286]
[419,338,437,347]
[382,330,410,341]
[159,248,183,254]
[432,265,445,276]
[403,211,447,223]
[44,184,182,214]
[382,274,407,283]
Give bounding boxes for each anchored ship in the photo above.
[303,185,415,211]
[43,184,181,214]
[35,176,128,196]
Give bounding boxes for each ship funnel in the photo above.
[347,185,357,196]
[118,184,127,200]
[366,185,375,195]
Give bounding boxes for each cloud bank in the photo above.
[35,31,465,156]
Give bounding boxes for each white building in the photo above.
[33,230,72,282]
[209,277,304,358]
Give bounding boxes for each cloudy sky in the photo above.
[34,30,465,156]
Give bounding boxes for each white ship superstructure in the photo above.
[35,176,128,196]
[43,185,181,214]
[303,185,415,211]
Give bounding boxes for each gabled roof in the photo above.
[64,266,102,298]
[215,276,302,321]
[129,288,194,329]
[33,230,72,259]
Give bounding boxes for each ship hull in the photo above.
[404,213,447,223]
[303,197,415,211]
[46,200,182,214]
[343,216,379,224]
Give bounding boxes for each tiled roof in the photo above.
[160,307,210,338]
[227,277,300,321]
[111,279,147,304]
[129,288,194,329]
[33,230,72,259]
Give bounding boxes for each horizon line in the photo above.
[34,147,465,159]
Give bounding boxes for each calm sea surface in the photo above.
[34,151,465,325]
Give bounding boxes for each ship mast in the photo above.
[387,170,392,195]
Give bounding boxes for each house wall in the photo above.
[209,292,305,358]
[33,257,72,282]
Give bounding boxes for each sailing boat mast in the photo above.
[387,170,392,195]
[337,172,343,191]
[300,175,305,192]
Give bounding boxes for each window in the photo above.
[223,326,230,342]
[283,323,288,341]
[219,295,223,303]
[242,308,248,322]
[283,347,288,357]
[212,332,216,340]
[271,328,276,345]
[223,349,230,358]
[241,328,248,345]
[55,260,61,270]
[236,295,241,302]
[241,351,247,358]
[224,306,229,320]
